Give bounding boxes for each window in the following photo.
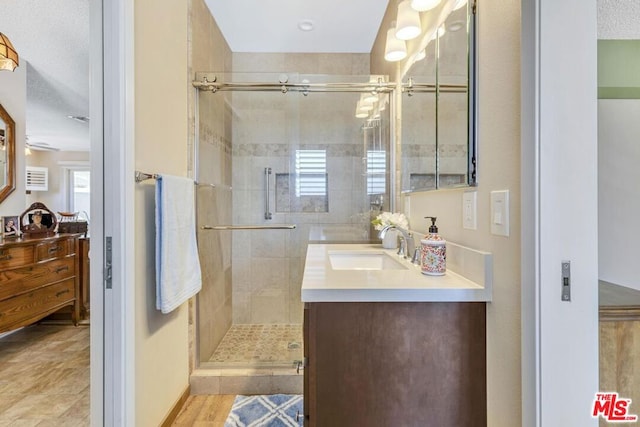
[68,169,90,218]
[367,150,386,195]
[295,149,327,197]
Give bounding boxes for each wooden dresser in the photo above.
[599,281,640,427]
[0,234,81,334]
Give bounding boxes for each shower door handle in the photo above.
[264,167,272,220]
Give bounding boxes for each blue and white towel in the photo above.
[155,174,202,314]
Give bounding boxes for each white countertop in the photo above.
[301,243,492,302]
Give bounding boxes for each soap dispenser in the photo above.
[420,216,446,276]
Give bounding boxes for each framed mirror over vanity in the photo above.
[400,0,477,193]
[0,103,16,203]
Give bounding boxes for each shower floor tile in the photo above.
[208,324,303,367]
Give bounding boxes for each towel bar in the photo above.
[201,224,296,230]
[134,171,215,187]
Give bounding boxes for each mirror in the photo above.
[401,1,476,192]
[0,104,15,203]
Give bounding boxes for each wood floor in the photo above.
[0,323,90,426]
[172,394,236,426]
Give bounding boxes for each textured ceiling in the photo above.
[598,0,640,39]
[0,0,90,151]
[0,0,636,152]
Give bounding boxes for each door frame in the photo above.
[91,0,136,424]
[521,0,599,425]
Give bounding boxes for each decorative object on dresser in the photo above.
[57,211,88,235]
[19,202,57,236]
[0,234,81,333]
[1,215,19,238]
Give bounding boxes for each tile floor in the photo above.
[208,324,303,367]
[0,324,90,426]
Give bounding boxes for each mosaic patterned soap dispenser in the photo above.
[420,216,446,276]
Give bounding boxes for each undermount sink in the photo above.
[328,250,408,271]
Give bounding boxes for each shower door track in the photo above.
[192,73,397,94]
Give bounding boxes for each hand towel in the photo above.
[155,174,202,314]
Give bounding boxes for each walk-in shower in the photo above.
[193,73,393,371]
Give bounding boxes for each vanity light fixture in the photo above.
[0,32,19,72]
[384,21,407,62]
[395,0,422,40]
[410,0,442,12]
[355,101,369,118]
[430,24,447,41]
[359,94,375,111]
[453,0,468,11]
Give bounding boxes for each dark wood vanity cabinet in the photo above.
[303,302,487,427]
[0,234,81,333]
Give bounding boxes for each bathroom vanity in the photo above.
[301,243,492,427]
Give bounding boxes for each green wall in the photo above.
[598,40,640,99]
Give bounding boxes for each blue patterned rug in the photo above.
[224,394,303,427]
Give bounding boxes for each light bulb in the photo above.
[395,0,422,40]
[384,23,407,62]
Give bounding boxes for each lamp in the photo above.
[0,33,19,72]
[384,22,407,62]
[395,0,421,40]
[411,0,442,12]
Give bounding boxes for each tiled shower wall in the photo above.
[229,53,376,325]
[189,0,234,364]
[230,94,371,325]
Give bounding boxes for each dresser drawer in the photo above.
[0,257,75,301]
[0,278,75,332]
[35,238,75,262]
[0,246,34,270]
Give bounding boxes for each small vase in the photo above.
[381,229,399,249]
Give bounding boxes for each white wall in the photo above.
[377,0,523,424]
[598,99,640,291]
[134,0,190,425]
[0,64,27,216]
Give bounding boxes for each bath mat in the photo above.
[224,394,303,427]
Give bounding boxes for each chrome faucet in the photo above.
[378,224,415,259]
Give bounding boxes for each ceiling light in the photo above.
[410,0,442,12]
[298,20,314,32]
[415,49,426,61]
[453,0,467,11]
[395,0,422,41]
[0,32,19,72]
[384,22,407,62]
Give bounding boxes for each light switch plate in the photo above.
[490,190,510,236]
[462,191,477,230]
